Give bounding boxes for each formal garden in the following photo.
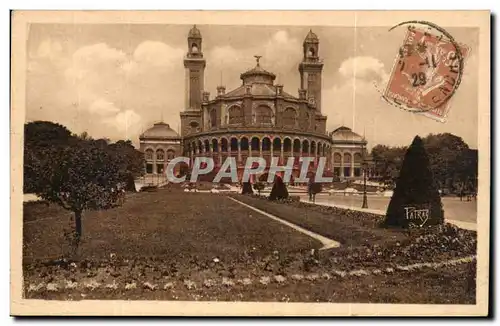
[22,122,477,303]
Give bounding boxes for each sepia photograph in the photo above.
[10,10,490,316]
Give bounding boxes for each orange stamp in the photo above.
[384,22,471,122]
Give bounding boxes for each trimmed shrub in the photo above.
[384,136,444,228]
[269,176,289,201]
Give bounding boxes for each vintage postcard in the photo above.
[11,10,490,316]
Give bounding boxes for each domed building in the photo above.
[140,25,371,182]
[139,122,182,175]
[330,126,368,178]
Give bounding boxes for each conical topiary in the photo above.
[241,181,254,195]
[384,135,444,228]
[269,175,289,201]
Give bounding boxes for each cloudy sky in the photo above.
[25,24,479,149]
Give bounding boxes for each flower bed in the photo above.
[23,253,476,303]
[231,194,477,270]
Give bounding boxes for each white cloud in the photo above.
[206,30,302,91]
[132,41,184,69]
[338,56,389,82]
[103,109,142,135]
[322,56,392,141]
[88,98,121,116]
[64,43,128,84]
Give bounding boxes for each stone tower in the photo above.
[180,25,206,138]
[299,30,324,112]
[184,25,206,111]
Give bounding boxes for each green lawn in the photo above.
[231,194,408,247]
[23,190,321,263]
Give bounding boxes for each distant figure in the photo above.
[307,180,322,203]
[308,182,313,202]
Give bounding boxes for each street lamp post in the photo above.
[361,144,369,209]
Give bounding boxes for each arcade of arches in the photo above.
[184,134,366,179]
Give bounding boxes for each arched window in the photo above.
[230,138,238,152]
[273,138,281,151]
[283,138,292,152]
[145,149,154,161]
[228,105,243,125]
[293,139,301,154]
[283,108,297,128]
[308,47,315,57]
[167,149,175,160]
[191,43,198,53]
[221,138,228,152]
[209,109,217,128]
[344,153,352,164]
[241,137,249,151]
[334,153,342,163]
[354,153,363,164]
[251,137,260,151]
[197,140,203,153]
[311,141,316,155]
[156,149,165,161]
[204,139,210,152]
[254,105,273,125]
[212,139,219,152]
[262,137,271,151]
[302,140,309,154]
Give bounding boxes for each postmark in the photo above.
[383,21,471,122]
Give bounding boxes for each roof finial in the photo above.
[254,55,262,66]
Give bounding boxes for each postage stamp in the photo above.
[384,22,471,122]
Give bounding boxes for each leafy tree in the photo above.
[24,121,77,193]
[241,182,254,195]
[371,133,477,195]
[384,136,444,228]
[24,122,145,245]
[269,175,289,201]
[25,121,74,147]
[422,133,470,193]
[107,140,144,192]
[30,141,123,244]
[371,144,407,187]
[253,182,265,195]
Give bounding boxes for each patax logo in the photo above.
[404,206,430,227]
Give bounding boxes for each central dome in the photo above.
[140,122,180,140]
[330,126,365,142]
[240,57,276,85]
